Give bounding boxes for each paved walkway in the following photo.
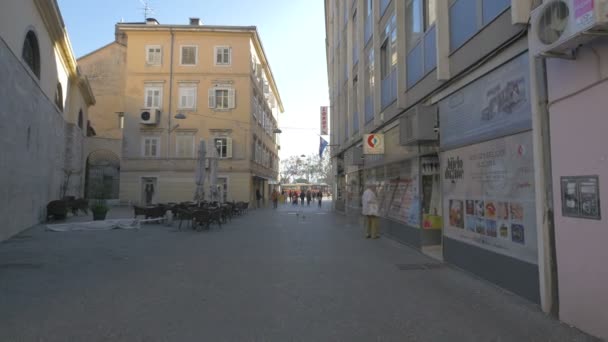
[0,202,597,341]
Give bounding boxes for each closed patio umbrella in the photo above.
[194,140,206,204]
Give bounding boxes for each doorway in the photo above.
[420,155,443,261]
[141,177,158,205]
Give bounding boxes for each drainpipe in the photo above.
[168,28,175,158]
[529,53,559,316]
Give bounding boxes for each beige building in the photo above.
[82,18,283,205]
[0,0,96,240]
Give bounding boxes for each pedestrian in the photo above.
[306,190,312,206]
[300,191,305,206]
[317,190,323,208]
[256,188,262,209]
[271,189,279,209]
[362,184,380,239]
[292,192,299,206]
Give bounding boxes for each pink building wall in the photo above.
[546,40,608,340]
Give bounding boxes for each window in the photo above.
[381,15,397,79]
[142,136,160,158]
[208,87,235,109]
[144,85,162,108]
[180,45,198,65]
[146,45,162,65]
[406,0,437,88]
[364,0,373,43]
[178,85,197,109]
[365,47,374,123]
[353,76,359,134]
[449,0,510,51]
[352,11,359,65]
[22,30,40,79]
[175,133,194,158]
[213,137,233,158]
[118,113,125,129]
[78,109,83,129]
[55,83,63,110]
[215,46,231,66]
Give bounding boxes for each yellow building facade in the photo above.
[83,19,283,205]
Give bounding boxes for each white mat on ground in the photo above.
[46,218,164,232]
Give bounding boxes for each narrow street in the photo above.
[0,203,596,341]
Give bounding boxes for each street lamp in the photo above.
[272,128,282,134]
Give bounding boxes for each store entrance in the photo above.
[420,155,443,261]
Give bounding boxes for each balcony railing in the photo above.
[381,70,396,110]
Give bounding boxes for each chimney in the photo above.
[146,18,159,25]
[189,17,201,25]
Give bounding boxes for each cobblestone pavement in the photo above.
[0,202,598,342]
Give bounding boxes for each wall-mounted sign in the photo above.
[320,106,329,135]
[439,53,532,149]
[561,175,601,220]
[363,134,385,155]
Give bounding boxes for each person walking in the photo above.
[256,188,262,209]
[317,190,323,208]
[271,189,279,209]
[292,191,299,206]
[306,190,312,206]
[362,184,380,239]
[299,191,305,206]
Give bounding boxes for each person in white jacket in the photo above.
[361,184,380,239]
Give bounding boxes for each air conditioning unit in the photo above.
[140,109,160,125]
[530,0,608,58]
[399,104,438,145]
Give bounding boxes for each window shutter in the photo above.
[228,47,232,65]
[226,137,233,158]
[228,89,236,109]
[215,47,221,64]
[208,88,216,108]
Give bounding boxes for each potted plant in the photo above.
[89,183,110,221]
[90,200,109,221]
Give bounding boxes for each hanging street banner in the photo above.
[363,134,385,155]
[320,106,329,135]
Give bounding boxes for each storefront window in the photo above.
[361,160,420,227]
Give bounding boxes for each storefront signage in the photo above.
[439,53,532,149]
[320,106,329,135]
[560,175,601,220]
[363,134,385,154]
[574,0,594,27]
[442,132,538,264]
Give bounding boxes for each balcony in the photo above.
[381,70,396,110]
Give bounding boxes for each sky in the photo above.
[57,0,329,159]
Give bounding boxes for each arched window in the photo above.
[78,109,83,129]
[22,30,40,79]
[55,83,63,110]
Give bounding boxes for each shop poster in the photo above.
[441,131,538,264]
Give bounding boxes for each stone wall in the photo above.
[0,38,68,241]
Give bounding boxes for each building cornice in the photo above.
[34,0,96,106]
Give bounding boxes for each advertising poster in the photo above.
[442,131,538,264]
[439,53,532,150]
